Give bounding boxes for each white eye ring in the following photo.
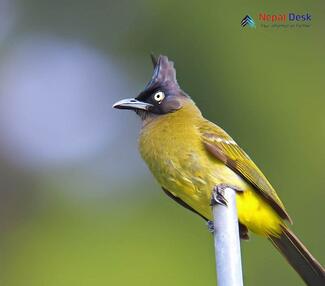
[153,91,165,103]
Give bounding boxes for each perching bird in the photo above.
[113,55,325,285]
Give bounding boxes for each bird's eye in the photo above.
[153,91,165,103]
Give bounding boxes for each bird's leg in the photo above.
[208,183,244,233]
[207,185,223,232]
[210,183,243,207]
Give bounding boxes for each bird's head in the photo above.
[113,55,190,120]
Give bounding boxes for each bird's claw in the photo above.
[207,220,214,233]
[212,188,228,206]
[210,183,242,207]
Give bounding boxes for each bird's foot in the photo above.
[207,220,214,233]
[208,220,249,238]
[210,183,242,207]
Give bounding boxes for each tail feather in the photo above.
[269,226,325,286]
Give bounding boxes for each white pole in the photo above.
[212,187,244,286]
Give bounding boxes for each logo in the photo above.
[241,13,312,29]
[241,15,256,28]
[259,13,312,23]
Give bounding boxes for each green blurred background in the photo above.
[0,1,324,285]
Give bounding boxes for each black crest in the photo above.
[145,54,180,91]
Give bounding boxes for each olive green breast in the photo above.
[138,103,248,218]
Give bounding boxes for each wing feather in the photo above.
[199,120,292,223]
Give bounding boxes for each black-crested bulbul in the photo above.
[113,55,324,285]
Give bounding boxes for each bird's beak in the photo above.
[112,98,153,111]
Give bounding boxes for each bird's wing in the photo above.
[199,120,292,222]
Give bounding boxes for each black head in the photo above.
[113,55,188,117]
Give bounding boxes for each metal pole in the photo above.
[212,187,244,286]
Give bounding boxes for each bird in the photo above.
[113,54,325,285]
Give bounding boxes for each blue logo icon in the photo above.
[241,15,256,28]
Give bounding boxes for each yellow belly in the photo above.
[236,189,283,236]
